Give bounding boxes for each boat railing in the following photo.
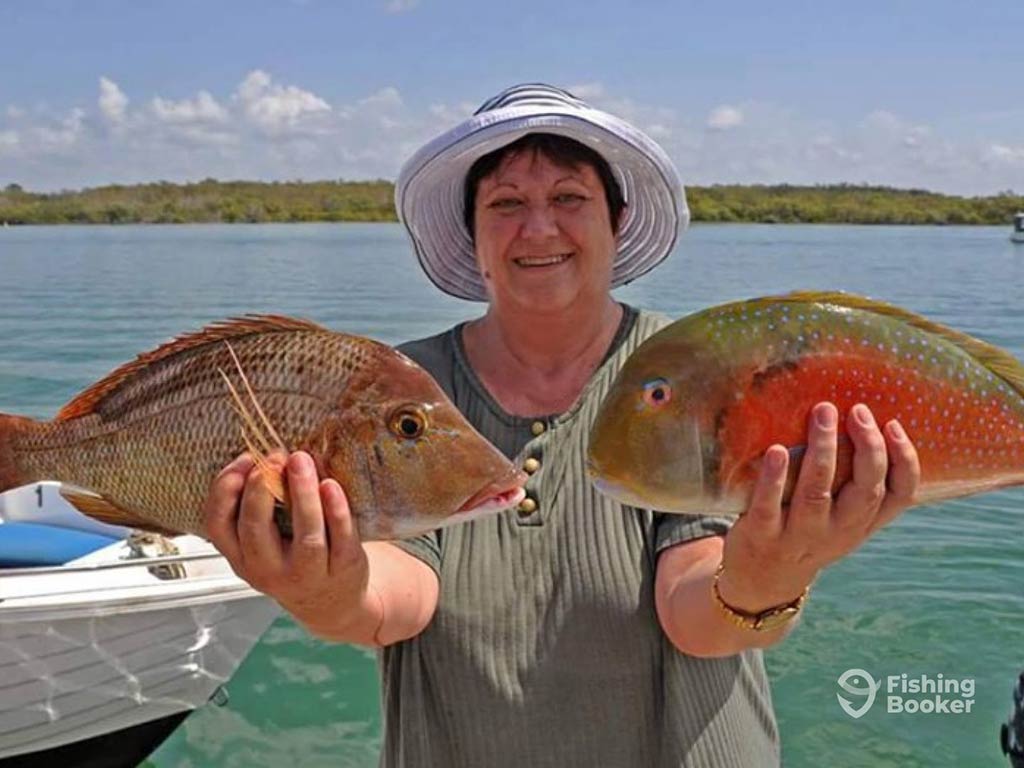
[0,550,263,609]
[0,550,227,578]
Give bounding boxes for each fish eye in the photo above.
[642,378,672,407]
[389,407,427,439]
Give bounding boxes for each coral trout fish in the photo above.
[588,292,1024,514]
[0,316,525,540]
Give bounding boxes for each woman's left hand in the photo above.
[716,401,921,613]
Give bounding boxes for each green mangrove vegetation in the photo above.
[0,180,395,225]
[0,180,1021,226]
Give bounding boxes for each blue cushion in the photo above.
[0,522,120,567]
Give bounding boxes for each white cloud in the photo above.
[987,143,1024,166]
[359,86,402,110]
[98,77,128,123]
[151,90,228,124]
[707,105,744,131]
[568,87,680,148]
[2,78,1021,195]
[163,124,239,148]
[810,134,861,163]
[383,0,418,13]
[357,87,405,131]
[235,70,330,132]
[34,108,86,151]
[567,82,605,101]
[428,101,474,124]
[236,70,271,101]
[646,123,671,139]
[0,130,19,154]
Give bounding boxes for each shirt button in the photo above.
[530,420,546,436]
[518,497,538,515]
[523,457,541,474]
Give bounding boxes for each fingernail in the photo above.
[816,404,837,429]
[854,404,875,427]
[289,452,312,476]
[887,420,906,441]
[224,454,254,474]
[767,447,787,472]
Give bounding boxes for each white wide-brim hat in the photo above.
[395,83,689,302]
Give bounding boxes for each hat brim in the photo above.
[396,103,688,302]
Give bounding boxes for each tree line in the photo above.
[1,180,1021,226]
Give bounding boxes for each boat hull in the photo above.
[0,592,279,759]
[0,705,188,767]
[0,483,281,760]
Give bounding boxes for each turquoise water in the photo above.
[1,223,1021,766]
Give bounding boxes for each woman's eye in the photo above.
[489,198,522,210]
[641,378,672,408]
[554,193,585,204]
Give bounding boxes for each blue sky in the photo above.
[2,0,1022,194]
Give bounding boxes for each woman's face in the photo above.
[472,149,620,314]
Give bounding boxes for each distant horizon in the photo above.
[5,177,1019,227]
[3,2,1022,196]
[4,177,1019,201]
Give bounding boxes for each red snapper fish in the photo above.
[588,292,1024,514]
[0,316,525,540]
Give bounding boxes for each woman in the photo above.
[204,84,920,767]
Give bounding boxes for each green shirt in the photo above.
[382,305,780,768]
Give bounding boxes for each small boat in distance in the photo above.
[1012,212,1024,244]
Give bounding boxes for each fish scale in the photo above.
[588,291,1024,515]
[0,316,526,540]
[13,334,351,531]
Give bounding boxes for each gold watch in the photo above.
[712,562,809,632]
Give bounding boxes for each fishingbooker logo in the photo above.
[836,669,879,718]
[837,669,975,717]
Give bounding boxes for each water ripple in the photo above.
[3,224,1021,768]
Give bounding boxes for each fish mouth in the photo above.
[457,469,527,514]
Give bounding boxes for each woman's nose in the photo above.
[520,203,559,240]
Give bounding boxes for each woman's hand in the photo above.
[717,402,921,613]
[204,451,375,634]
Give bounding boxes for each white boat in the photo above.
[0,481,280,764]
[1012,212,1024,244]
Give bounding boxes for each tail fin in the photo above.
[0,413,37,493]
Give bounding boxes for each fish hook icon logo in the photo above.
[837,668,880,719]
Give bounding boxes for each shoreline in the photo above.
[2,220,1019,228]
[2,180,1021,227]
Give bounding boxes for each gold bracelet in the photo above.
[712,562,810,632]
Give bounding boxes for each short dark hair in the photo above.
[462,133,626,239]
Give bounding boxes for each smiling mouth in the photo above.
[513,253,572,268]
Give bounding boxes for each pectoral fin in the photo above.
[60,488,181,537]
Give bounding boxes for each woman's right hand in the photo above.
[204,451,377,637]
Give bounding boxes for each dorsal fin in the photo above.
[758,291,1024,398]
[56,315,327,422]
